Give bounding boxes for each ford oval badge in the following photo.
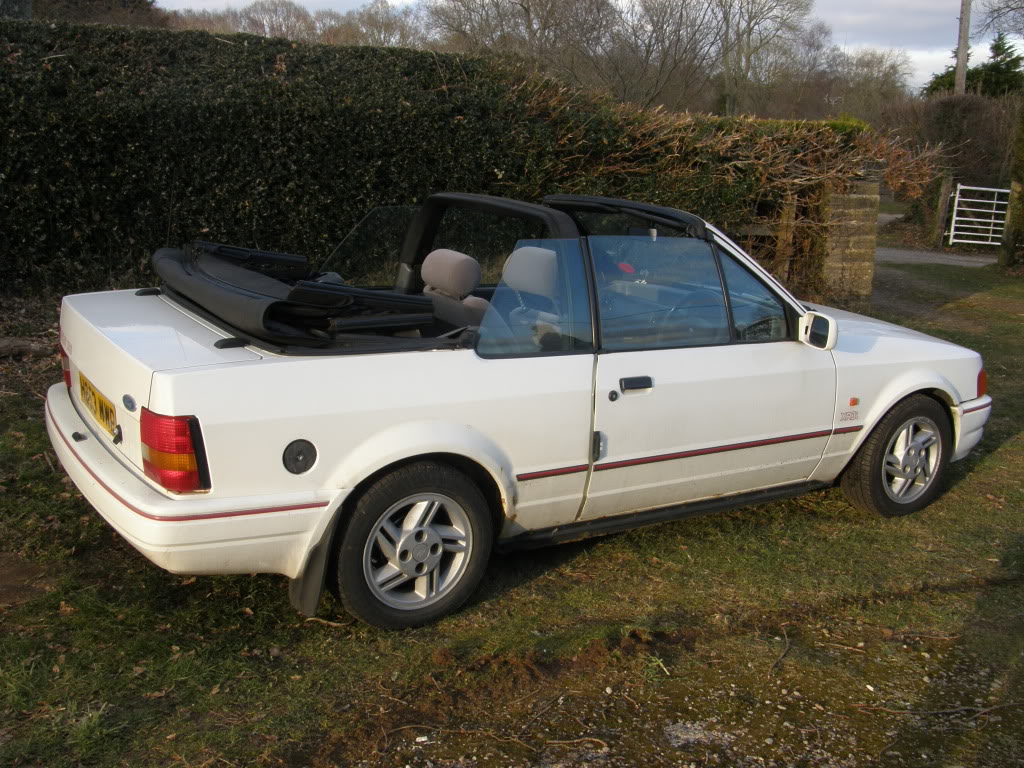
[122,394,137,412]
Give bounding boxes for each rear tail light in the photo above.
[58,340,71,389]
[140,408,211,493]
[977,368,988,399]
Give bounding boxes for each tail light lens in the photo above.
[58,340,71,389]
[977,368,988,399]
[140,408,210,493]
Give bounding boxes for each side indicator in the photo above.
[58,340,71,389]
[849,397,859,406]
[977,369,988,399]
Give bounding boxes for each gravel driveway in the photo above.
[876,247,997,268]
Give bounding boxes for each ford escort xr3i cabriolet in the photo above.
[46,193,992,628]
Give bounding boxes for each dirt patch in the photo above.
[0,551,52,609]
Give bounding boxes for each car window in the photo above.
[476,239,594,357]
[590,236,730,350]
[433,207,546,284]
[718,250,789,342]
[317,205,419,285]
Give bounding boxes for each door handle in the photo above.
[620,376,653,392]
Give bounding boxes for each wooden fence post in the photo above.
[933,175,954,249]
[1002,113,1024,267]
[774,195,797,283]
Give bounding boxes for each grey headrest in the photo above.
[422,249,481,299]
[502,247,558,297]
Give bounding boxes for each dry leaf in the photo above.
[242,607,254,616]
[210,684,221,695]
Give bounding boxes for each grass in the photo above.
[1,264,1023,766]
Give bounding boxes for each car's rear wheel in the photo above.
[841,394,952,518]
[334,461,493,629]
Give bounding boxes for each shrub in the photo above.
[0,20,933,296]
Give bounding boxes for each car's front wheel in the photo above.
[841,394,952,518]
[333,461,493,629]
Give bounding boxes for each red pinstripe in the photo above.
[47,400,329,522]
[516,424,864,482]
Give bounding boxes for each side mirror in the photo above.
[798,311,838,350]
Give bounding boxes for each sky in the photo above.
[154,0,997,88]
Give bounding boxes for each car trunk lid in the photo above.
[59,290,261,480]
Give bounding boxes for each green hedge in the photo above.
[1,20,880,296]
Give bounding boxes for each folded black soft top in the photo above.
[151,246,433,346]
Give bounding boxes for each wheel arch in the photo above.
[834,384,959,485]
[921,387,959,444]
[335,452,507,540]
[854,370,963,451]
[289,437,514,617]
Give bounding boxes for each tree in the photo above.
[554,0,721,109]
[425,0,721,109]
[713,0,813,116]
[924,32,1024,96]
[167,7,243,35]
[316,0,424,47]
[237,0,314,41]
[0,0,32,19]
[425,0,567,61]
[981,0,1024,36]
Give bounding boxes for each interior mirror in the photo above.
[799,311,838,350]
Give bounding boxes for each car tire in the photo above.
[333,461,493,629]
[840,394,952,518]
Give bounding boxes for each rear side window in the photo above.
[434,207,546,284]
[590,236,729,350]
[718,252,788,342]
[476,239,594,357]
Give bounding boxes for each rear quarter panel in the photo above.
[150,349,595,533]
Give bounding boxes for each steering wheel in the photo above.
[655,306,716,345]
[738,317,778,341]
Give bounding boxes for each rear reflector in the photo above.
[977,368,988,399]
[140,408,210,493]
[58,340,71,389]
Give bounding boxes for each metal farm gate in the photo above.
[947,184,1011,246]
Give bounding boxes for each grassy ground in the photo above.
[1,264,1022,767]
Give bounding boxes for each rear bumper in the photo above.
[953,394,993,462]
[45,383,344,577]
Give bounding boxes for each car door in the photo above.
[473,236,598,535]
[579,234,837,521]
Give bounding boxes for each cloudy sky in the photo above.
[154,0,994,87]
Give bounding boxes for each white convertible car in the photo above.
[46,193,992,628]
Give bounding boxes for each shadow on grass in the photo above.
[871,534,1024,767]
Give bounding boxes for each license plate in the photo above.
[79,373,117,437]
